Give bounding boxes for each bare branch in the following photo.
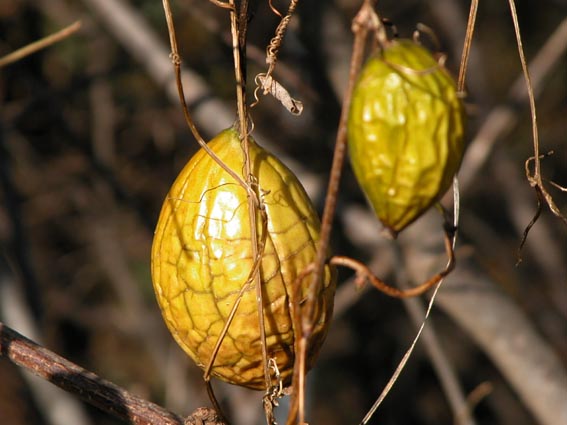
[0,322,191,425]
[0,255,93,425]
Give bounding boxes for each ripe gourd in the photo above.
[348,40,466,236]
[151,127,335,389]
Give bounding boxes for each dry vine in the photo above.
[459,0,566,253]
[1,1,565,425]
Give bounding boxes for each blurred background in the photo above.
[1,0,566,424]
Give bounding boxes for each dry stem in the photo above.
[330,224,454,298]
[288,2,379,423]
[0,21,82,68]
[160,3,270,421]
[457,0,478,93]
[506,0,567,235]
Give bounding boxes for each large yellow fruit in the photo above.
[348,39,466,236]
[151,127,335,390]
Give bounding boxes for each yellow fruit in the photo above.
[348,39,466,236]
[151,127,335,390]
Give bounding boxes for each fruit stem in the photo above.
[292,2,379,423]
[304,0,375,337]
[161,0,250,192]
[228,0,272,395]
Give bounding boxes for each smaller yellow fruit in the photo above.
[348,39,466,236]
[151,128,335,390]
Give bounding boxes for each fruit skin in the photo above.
[348,39,466,236]
[151,128,335,390]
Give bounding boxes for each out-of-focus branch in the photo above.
[400,212,567,425]
[492,152,567,315]
[77,0,322,198]
[437,262,567,425]
[84,196,203,413]
[0,21,82,68]
[79,0,235,135]
[398,284,477,425]
[0,254,93,425]
[0,322,226,425]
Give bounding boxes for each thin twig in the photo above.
[400,293,476,425]
[391,213,475,425]
[264,0,299,75]
[161,0,248,191]
[507,0,541,183]
[360,178,461,424]
[305,0,375,341]
[0,21,82,68]
[226,0,273,406]
[459,16,567,189]
[359,281,447,424]
[161,1,270,417]
[252,0,304,114]
[288,3,377,424]
[457,0,478,93]
[288,3,384,423]
[80,0,314,191]
[507,0,567,231]
[330,222,455,298]
[490,151,567,313]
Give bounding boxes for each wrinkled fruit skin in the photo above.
[151,128,335,390]
[348,39,466,236]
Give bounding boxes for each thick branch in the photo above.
[0,322,191,425]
